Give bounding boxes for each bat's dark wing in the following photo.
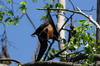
[36,37,48,61]
[36,28,48,61]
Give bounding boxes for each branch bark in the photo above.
[37,8,100,29]
[21,61,81,66]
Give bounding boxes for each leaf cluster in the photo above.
[0,10,19,25]
[64,19,98,64]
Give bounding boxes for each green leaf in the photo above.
[74,26,82,31]
[51,48,56,54]
[70,37,75,41]
[55,49,59,53]
[51,48,59,53]
[4,17,11,22]
[13,17,19,25]
[6,21,11,25]
[48,53,53,58]
[18,63,21,66]
[0,5,3,8]
[4,10,8,15]
[20,1,27,5]
[74,45,79,49]
[20,5,27,11]
[6,19,14,25]
[84,43,89,48]
[6,0,12,4]
[8,11,13,16]
[43,3,53,8]
[0,11,3,14]
[92,33,96,36]
[93,47,96,52]
[0,15,3,21]
[40,59,43,61]
[55,3,64,8]
[83,22,92,27]
[41,16,46,20]
[78,19,87,23]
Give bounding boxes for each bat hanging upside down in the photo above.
[31,10,59,61]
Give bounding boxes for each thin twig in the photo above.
[43,40,54,61]
[19,14,25,19]
[65,20,76,27]
[11,0,14,13]
[0,1,10,10]
[59,12,75,33]
[69,0,75,10]
[25,12,38,61]
[47,48,66,60]
[0,22,8,45]
[33,41,40,62]
[25,12,36,30]
[81,6,96,12]
[0,58,21,64]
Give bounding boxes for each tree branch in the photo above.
[25,11,36,30]
[21,61,81,66]
[0,58,21,64]
[37,8,100,29]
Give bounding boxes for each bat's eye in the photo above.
[40,29,48,37]
[44,29,48,33]
[43,29,48,34]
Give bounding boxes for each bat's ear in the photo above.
[31,32,36,37]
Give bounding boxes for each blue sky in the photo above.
[0,0,97,64]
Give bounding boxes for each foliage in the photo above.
[41,1,64,20]
[55,3,64,8]
[0,0,28,25]
[0,10,19,25]
[20,1,27,13]
[65,19,97,64]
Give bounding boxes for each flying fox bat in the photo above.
[32,10,59,61]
